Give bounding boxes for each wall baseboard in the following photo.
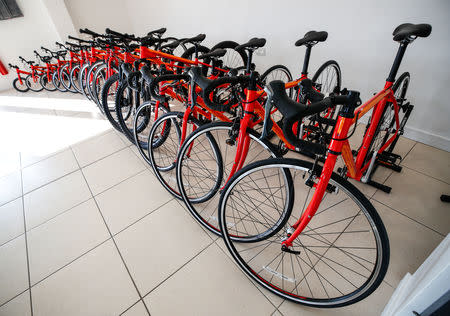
[403,126,450,152]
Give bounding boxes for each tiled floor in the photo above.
[0,89,449,316]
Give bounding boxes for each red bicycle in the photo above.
[217,23,431,307]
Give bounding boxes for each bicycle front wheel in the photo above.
[219,158,389,307]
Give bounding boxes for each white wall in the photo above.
[2,0,449,150]
[63,0,133,35]
[0,0,62,91]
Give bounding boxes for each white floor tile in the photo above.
[23,171,91,229]
[82,147,146,195]
[27,199,110,284]
[0,290,31,316]
[373,200,444,287]
[115,200,212,295]
[0,198,24,246]
[144,243,274,316]
[121,301,148,316]
[22,149,78,193]
[0,171,22,206]
[96,170,173,234]
[373,167,450,235]
[31,240,139,316]
[72,130,126,167]
[0,236,28,305]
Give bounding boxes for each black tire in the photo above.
[60,64,76,93]
[13,77,29,92]
[210,40,247,70]
[87,61,104,101]
[176,45,210,74]
[260,65,293,98]
[25,74,43,92]
[148,111,203,198]
[52,71,67,92]
[91,64,116,108]
[79,63,92,99]
[115,81,144,143]
[40,74,57,91]
[176,121,280,235]
[101,73,122,132]
[219,157,390,307]
[69,64,82,93]
[133,101,171,165]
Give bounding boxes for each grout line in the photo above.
[18,153,34,316]
[0,288,29,309]
[401,165,450,185]
[30,238,111,288]
[111,198,174,238]
[8,146,141,207]
[211,237,281,311]
[400,142,417,162]
[118,298,146,316]
[370,197,446,237]
[141,239,215,299]
[69,146,152,316]
[24,197,92,233]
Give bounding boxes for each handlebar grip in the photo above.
[105,28,135,40]
[202,76,250,112]
[80,28,100,37]
[149,73,189,102]
[140,65,154,85]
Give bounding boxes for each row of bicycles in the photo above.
[10,23,431,308]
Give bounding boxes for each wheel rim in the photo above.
[220,161,385,306]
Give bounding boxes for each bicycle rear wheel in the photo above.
[25,74,43,92]
[362,72,411,170]
[13,77,29,92]
[219,158,389,307]
[40,74,56,92]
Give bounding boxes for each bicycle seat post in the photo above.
[386,41,408,83]
[301,44,312,76]
[245,49,253,74]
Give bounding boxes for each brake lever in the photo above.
[260,88,274,141]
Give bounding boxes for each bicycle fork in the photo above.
[281,112,355,250]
